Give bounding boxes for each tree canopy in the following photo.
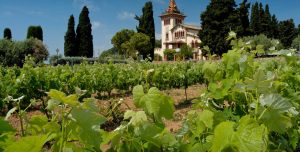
[135,1,155,60]
[111,29,135,55]
[122,33,151,58]
[76,6,93,57]
[27,26,43,41]
[278,19,297,48]
[0,38,48,66]
[237,0,251,36]
[64,15,76,57]
[3,28,12,40]
[199,0,240,56]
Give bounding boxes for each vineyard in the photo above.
[1,37,300,152]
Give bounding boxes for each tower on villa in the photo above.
[156,0,202,61]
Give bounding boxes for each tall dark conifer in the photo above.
[76,6,93,57]
[270,15,279,39]
[3,28,12,40]
[261,4,272,37]
[258,3,266,34]
[64,15,76,56]
[250,2,260,35]
[135,1,155,60]
[27,26,43,41]
[198,0,240,56]
[237,0,251,36]
[278,19,297,48]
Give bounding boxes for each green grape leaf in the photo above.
[259,94,293,112]
[259,108,292,133]
[134,122,164,147]
[4,135,52,152]
[47,89,79,107]
[70,107,106,151]
[132,85,145,107]
[234,116,268,152]
[258,94,294,133]
[139,87,175,121]
[124,110,147,126]
[244,69,272,94]
[47,89,66,101]
[186,110,214,136]
[212,116,268,152]
[27,115,60,135]
[0,118,15,134]
[211,121,236,152]
[46,99,60,110]
[63,94,79,107]
[197,110,214,129]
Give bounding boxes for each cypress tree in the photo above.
[278,19,297,48]
[3,28,12,40]
[270,15,279,39]
[250,2,260,35]
[261,4,272,37]
[64,15,76,56]
[135,1,155,60]
[36,26,43,41]
[237,0,251,36]
[198,0,240,56]
[27,26,43,41]
[76,6,93,57]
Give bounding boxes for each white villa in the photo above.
[155,0,203,61]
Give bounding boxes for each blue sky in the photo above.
[0,0,300,56]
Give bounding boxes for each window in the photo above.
[166,33,169,41]
[164,19,170,25]
[191,41,198,48]
[175,19,182,25]
[175,30,185,39]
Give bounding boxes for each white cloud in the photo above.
[92,21,102,30]
[117,11,135,20]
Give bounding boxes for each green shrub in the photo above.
[242,34,283,55]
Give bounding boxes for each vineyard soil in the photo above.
[7,84,205,136]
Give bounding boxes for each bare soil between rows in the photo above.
[7,84,206,137]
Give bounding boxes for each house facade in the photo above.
[155,0,202,61]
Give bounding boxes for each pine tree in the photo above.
[27,26,43,41]
[262,4,272,37]
[36,26,43,41]
[198,0,240,56]
[3,28,12,40]
[270,15,279,39]
[237,0,251,36]
[76,6,93,57]
[64,15,76,56]
[278,19,297,48]
[135,1,155,60]
[258,3,266,34]
[250,2,260,35]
